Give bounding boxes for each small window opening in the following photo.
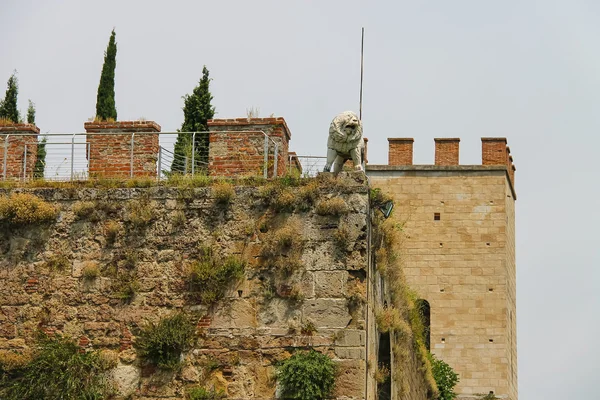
[489,339,494,343]
[237,290,243,297]
[441,338,446,343]
[486,242,491,246]
[488,288,493,292]
[439,243,443,248]
[440,288,445,293]
[434,213,441,221]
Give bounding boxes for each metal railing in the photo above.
[290,155,327,177]
[0,130,283,181]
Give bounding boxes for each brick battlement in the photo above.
[385,137,516,190]
[0,123,40,179]
[208,117,292,177]
[84,121,160,178]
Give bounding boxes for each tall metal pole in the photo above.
[359,27,365,120]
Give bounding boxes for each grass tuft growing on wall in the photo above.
[136,313,196,371]
[187,253,246,304]
[0,193,58,226]
[260,219,304,274]
[187,387,227,400]
[315,197,348,216]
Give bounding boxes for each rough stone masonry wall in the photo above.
[0,177,379,399]
[368,167,516,399]
[0,124,40,179]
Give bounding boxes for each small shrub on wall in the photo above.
[277,349,336,400]
[429,353,459,400]
[136,313,196,370]
[0,334,113,399]
[0,193,57,226]
[187,255,246,304]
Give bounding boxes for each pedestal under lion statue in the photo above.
[323,111,364,174]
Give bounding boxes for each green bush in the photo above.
[278,349,337,400]
[0,334,113,400]
[429,353,459,400]
[0,193,58,226]
[187,387,227,400]
[136,313,196,370]
[188,255,245,304]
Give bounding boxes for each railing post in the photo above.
[263,134,268,179]
[273,142,279,177]
[191,132,196,176]
[130,133,135,178]
[157,146,162,181]
[22,144,28,181]
[86,142,91,179]
[71,133,76,181]
[3,134,9,181]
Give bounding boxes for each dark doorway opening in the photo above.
[377,332,392,400]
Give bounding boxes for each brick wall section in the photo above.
[388,138,414,165]
[84,121,160,178]
[434,138,460,166]
[0,124,40,179]
[208,118,291,178]
[482,137,516,190]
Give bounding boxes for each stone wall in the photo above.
[367,165,517,399]
[0,176,379,399]
[0,124,40,180]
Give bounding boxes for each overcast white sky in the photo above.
[2,1,599,398]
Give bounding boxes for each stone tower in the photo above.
[367,138,517,399]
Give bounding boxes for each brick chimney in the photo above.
[84,120,161,178]
[0,123,40,180]
[434,138,460,166]
[388,138,414,166]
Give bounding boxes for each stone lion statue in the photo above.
[323,111,364,174]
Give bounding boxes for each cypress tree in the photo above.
[0,72,20,123]
[27,99,46,179]
[171,66,215,173]
[95,29,117,121]
[27,99,35,124]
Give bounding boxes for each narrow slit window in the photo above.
[434,213,441,221]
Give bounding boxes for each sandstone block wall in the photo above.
[367,165,517,400]
[207,118,291,178]
[0,176,400,399]
[84,121,161,178]
[0,124,40,179]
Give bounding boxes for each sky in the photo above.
[2,0,600,398]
